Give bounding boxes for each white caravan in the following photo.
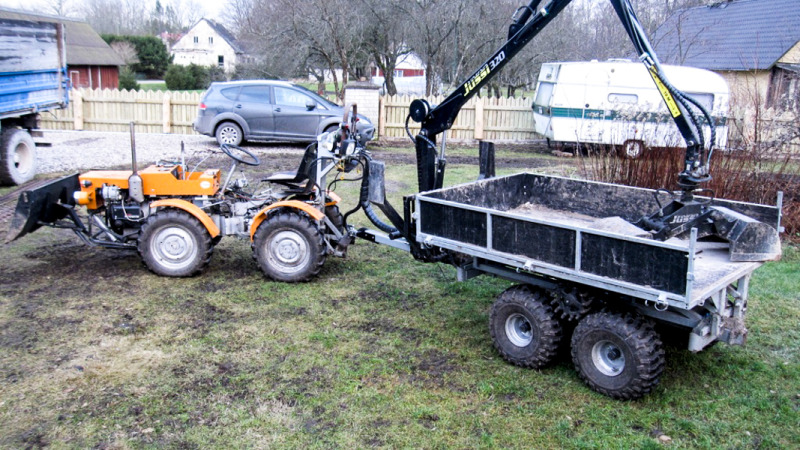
[532,60,729,157]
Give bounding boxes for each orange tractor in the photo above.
[7,111,374,281]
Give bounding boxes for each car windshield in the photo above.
[293,84,339,109]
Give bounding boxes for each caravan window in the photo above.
[534,82,554,106]
[685,93,714,112]
[609,93,638,104]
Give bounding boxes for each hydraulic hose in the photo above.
[342,153,398,234]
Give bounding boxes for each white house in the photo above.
[171,19,247,74]
[370,52,427,95]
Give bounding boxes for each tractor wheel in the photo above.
[571,311,665,400]
[138,209,213,277]
[325,205,345,243]
[253,212,325,282]
[0,128,37,186]
[489,285,563,369]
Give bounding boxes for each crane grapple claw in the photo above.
[708,207,782,262]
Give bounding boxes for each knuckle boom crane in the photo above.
[392,0,780,262]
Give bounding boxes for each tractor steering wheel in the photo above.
[220,144,260,166]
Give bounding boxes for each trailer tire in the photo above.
[138,209,213,277]
[253,212,325,282]
[571,311,664,400]
[490,285,563,369]
[0,128,37,186]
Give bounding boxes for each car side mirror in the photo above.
[306,99,317,110]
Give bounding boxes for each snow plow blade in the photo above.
[5,173,80,243]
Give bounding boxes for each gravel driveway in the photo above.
[34,130,307,173]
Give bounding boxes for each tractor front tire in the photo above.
[490,285,563,369]
[253,212,326,282]
[138,209,213,277]
[571,311,665,400]
[0,128,37,186]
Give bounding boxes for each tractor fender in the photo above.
[249,200,325,241]
[149,199,220,239]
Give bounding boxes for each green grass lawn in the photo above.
[0,150,798,448]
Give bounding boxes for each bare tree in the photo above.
[110,41,139,65]
[360,0,411,96]
[403,0,468,96]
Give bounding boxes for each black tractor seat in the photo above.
[263,144,317,191]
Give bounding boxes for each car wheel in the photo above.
[215,122,243,146]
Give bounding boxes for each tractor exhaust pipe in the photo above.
[128,122,145,203]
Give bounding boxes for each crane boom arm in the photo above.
[409,0,711,194]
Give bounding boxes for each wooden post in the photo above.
[162,93,172,133]
[73,89,84,130]
[378,96,385,138]
[474,97,485,140]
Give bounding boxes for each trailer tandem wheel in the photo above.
[253,212,326,282]
[571,311,665,400]
[138,209,213,277]
[489,285,563,369]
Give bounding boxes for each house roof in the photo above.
[651,0,800,71]
[204,19,244,54]
[177,18,245,54]
[0,7,123,66]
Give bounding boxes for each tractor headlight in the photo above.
[318,129,339,153]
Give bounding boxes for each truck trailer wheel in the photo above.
[253,212,326,282]
[138,209,213,277]
[0,128,37,186]
[571,311,664,400]
[490,285,563,369]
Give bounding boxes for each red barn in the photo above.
[0,8,122,90]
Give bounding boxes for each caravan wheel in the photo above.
[618,140,646,159]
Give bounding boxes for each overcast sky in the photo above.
[0,0,229,23]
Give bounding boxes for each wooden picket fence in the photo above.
[40,88,203,135]
[379,95,536,141]
[39,89,538,141]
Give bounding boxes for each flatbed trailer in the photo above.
[365,171,782,399]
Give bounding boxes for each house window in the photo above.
[209,37,213,45]
[394,69,403,78]
[767,66,800,112]
[608,93,638,104]
[193,36,198,44]
[218,55,224,68]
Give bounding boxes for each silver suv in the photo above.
[193,80,374,145]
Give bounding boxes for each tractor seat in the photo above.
[264,170,308,184]
[263,144,317,188]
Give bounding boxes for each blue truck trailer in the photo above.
[0,18,68,185]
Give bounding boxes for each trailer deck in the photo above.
[413,173,779,311]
